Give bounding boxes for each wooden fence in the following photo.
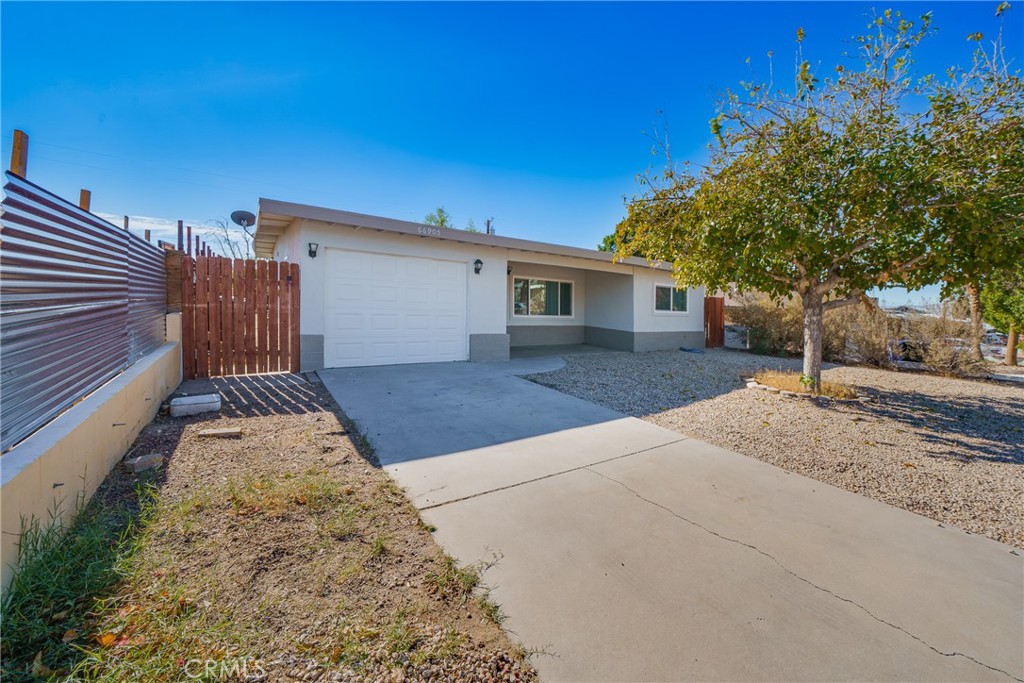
[704,296,725,348]
[181,255,300,379]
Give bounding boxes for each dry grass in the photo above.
[754,369,858,399]
[0,377,534,682]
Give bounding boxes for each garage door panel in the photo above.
[329,313,365,332]
[406,288,429,305]
[373,286,399,303]
[324,249,468,367]
[331,342,367,364]
[334,283,364,301]
[405,314,430,331]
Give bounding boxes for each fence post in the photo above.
[10,129,28,177]
[78,190,91,212]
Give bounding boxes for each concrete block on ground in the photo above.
[169,393,221,417]
[125,453,163,473]
[197,427,241,438]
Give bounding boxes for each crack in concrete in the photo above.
[418,437,689,511]
[585,467,1023,682]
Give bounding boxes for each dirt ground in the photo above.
[67,374,536,682]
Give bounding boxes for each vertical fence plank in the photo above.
[233,259,245,374]
[255,260,268,373]
[195,256,209,378]
[267,261,280,373]
[208,257,222,377]
[220,257,233,375]
[276,264,286,372]
[244,259,257,373]
[182,256,196,379]
[289,262,301,373]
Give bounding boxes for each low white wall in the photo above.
[633,270,705,333]
[0,317,182,593]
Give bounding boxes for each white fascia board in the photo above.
[255,197,672,271]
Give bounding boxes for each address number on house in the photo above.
[417,226,442,237]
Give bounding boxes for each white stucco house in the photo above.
[254,198,705,370]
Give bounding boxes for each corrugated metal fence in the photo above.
[1,172,167,452]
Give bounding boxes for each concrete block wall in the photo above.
[0,315,183,594]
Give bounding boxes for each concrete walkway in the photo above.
[319,360,1024,682]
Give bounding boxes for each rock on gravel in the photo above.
[527,349,1024,548]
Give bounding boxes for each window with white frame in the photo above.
[655,285,688,313]
[513,278,573,317]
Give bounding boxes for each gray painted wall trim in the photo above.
[470,334,510,362]
[633,330,705,352]
[508,325,584,347]
[300,334,325,372]
[583,326,633,352]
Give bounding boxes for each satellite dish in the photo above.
[231,210,256,228]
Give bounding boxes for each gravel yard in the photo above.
[528,349,1024,548]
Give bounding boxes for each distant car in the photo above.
[888,339,926,362]
[984,332,1008,347]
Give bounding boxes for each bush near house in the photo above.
[730,292,981,376]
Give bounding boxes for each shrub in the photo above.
[906,306,983,376]
[730,292,895,366]
[729,293,803,356]
[825,303,899,367]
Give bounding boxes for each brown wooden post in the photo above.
[244,259,257,373]
[165,251,183,313]
[123,215,129,230]
[177,220,184,251]
[209,257,222,377]
[78,189,91,212]
[195,256,209,378]
[10,129,28,177]
[256,259,268,373]
[220,257,233,375]
[144,229,151,242]
[232,259,245,373]
[182,257,196,379]
[268,261,280,373]
[186,226,192,256]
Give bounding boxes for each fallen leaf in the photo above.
[62,629,78,643]
[51,609,69,621]
[31,652,55,677]
[96,632,116,648]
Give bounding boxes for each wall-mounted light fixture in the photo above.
[474,259,483,274]
[507,265,512,275]
[308,242,319,258]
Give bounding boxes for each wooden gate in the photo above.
[704,296,725,348]
[180,255,300,379]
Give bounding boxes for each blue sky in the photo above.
[2,2,1020,305]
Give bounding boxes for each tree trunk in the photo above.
[1008,325,1019,366]
[802,291,824,393]
[965,283,984,362]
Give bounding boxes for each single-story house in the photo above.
[254,198,705,370]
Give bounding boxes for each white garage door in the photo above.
[324,249,468,367]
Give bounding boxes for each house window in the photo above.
[655,285,688,313]
[513,278,573,316]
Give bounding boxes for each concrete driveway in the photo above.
[319,360,1023,682]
